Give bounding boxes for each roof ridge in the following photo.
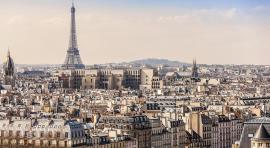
[253,124,270,140]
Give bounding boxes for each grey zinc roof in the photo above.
[246,117,270,124]
[201,114,212,124]
[239,117,270,148]
[252,124,270,140]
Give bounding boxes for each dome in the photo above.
[252,124,270,140]
[3,50,15,76]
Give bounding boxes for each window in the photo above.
[16,131,20,137]
[248,134,254,138]
[40,131,44,137]
[24,131,28,138]
[32,131,36,137]
[56,132,60,138]
[48,131,53,138]
[65,132,69,138]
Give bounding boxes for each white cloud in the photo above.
[6,15,25,25]
[222,8,237,19]
[40,17,66,26]
[156,8,238,25]
[253,5,270,11]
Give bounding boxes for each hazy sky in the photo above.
[0,0,269,65]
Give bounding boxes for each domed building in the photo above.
[3,50,15,87]
[251,124,270,148]
[239,117,270,148]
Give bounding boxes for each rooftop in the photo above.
[246,117,270,124]
[252,124,270,140]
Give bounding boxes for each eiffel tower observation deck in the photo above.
[62,2,85,69]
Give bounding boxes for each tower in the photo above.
[191,59,199,80]
[3,50,15,87]
[62,2,85,69]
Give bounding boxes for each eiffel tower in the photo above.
[62,2,85,69]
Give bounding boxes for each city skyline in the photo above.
[0,0,269,65]
[0,1,270,148]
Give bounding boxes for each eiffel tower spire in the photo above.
[62,2,85,69]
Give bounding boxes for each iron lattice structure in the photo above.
[62,3,85,69]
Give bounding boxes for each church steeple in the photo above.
[7,48,10,57]
[3,49,15,87]
[191,58,199,81]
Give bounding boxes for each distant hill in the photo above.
[129,58,188,67]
